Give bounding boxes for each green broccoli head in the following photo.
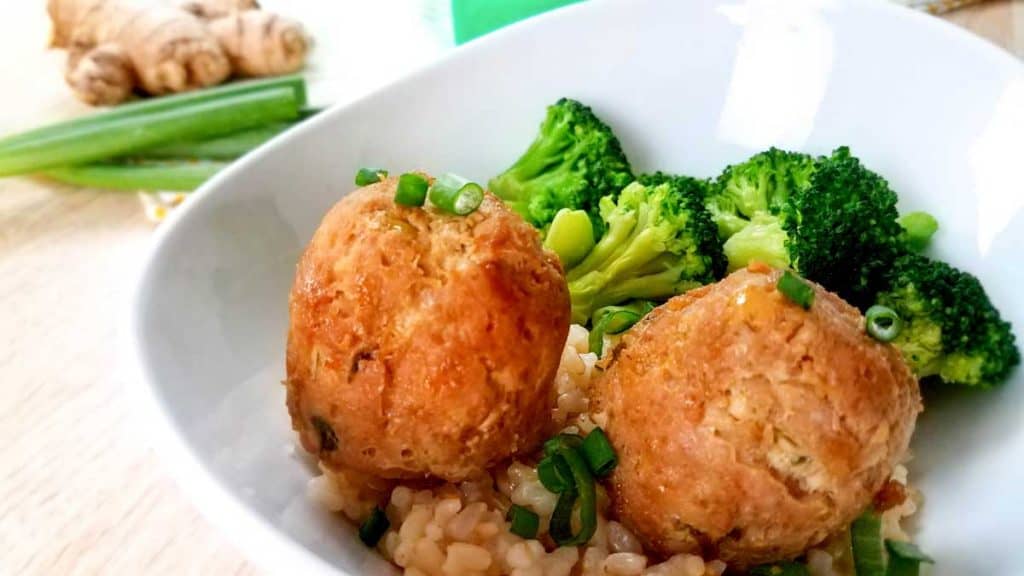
[722,213,790,271]
[489,98,633,230]
[783,147,904,306]
[565,178,721,323]
[704,146,903,305]
[877,253,1019,387]
[638,172,726,279]
[706,148,815,239]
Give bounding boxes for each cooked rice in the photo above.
[307,324,917,576]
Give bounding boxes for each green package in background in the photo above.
[451,0,584,44]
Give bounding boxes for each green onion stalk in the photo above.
[0,87,301,177]
[43,160,227,192]
[0,75,307,152]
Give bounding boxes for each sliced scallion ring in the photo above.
[548,487,579,545]
[588,302,654,357]
[537,455,574,493]
[506,504,540,539]
[851,510,886,576]
[581,427,617,477]
[885,540,934,576]
[544,435,597,547]
[358,507,390,547]
[395,172,429,206]
[428,172,484,215]
[355,167,387,186]
[543,433,584,457]
[865,305,903,343]
[777,270,815,310]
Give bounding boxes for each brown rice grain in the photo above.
[444,542,493,574]
[604,552,648,576]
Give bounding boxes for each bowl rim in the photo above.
[125,0,1023,574]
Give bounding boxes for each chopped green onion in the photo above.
[548,487,579,545]
[395,173,430,206]
[885,540,934,576]
[506,504,540,539]
[588,302,653,357]
[777,270,815,310]
[0,87,301,178]
[581,427,617,477]
[355,167,388,186]
[43,160,226,192]
[865,305,903,343]
[358,507,390,547]
[543,433,584,457]
[0,75,307,152]
[885,540,933,563]
[544,435,597,547]
[851,510,886,576]
[544,208,596,267]
[428,172,484,215]
[749,563,810,576]
[592,301,656,326]
[897,211,938,253]
[537,455,574,493]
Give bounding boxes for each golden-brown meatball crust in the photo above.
[286,176,570,481]
[593,264,921,567]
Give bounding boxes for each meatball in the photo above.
[593,264,921,567]
[286,176,570,481]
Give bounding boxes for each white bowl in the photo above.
[130,0,1024,574]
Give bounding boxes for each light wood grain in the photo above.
[0,3,1020,575]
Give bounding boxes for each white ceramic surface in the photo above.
[130,0,1024,574]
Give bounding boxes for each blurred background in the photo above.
[0,0,1020,574]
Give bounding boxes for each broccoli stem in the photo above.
[567,204,644,280]
[544,208,595,267]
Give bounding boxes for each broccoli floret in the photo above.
[876,253,1019,387]
[489,98,633,230]
[785,147,904,305]
[706,147,815,239]
[705,147,903,306]
[639,171,727,279]
[565,178,722,323]
[722,213,789,270]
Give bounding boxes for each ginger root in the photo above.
[179,0,259,19]
[47,0,309,105]
[65,42,135,105]
[208,11,308,77]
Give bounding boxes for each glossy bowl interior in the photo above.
[130,1,1024,574]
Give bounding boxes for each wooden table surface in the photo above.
[1,2,1020,575]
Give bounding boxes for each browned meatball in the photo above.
[593,264,921,567]
[286,175,570,481]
